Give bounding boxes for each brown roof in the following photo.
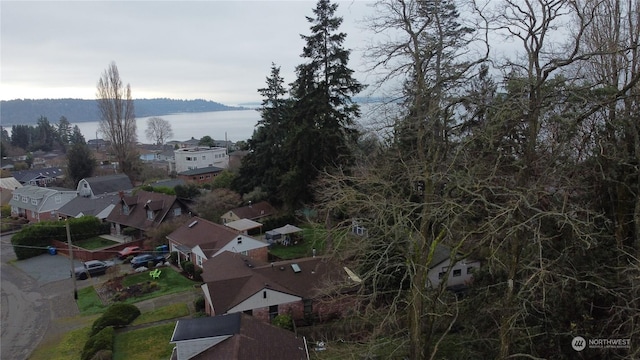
[229,201,276,220]
[188,313,307,360]
[106,190,182,231]
[202,251,347,314]
[167,217,248,255]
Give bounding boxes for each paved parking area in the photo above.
[12,253,84,286]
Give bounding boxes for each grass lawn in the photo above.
[132,303,189,326]
[120,267,198,304]
[113,322,175,360]
[269,225,327,260]
[28,324,93,360]
[77,286,106,315]
[73,236,118,250]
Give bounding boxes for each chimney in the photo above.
[118,191,124,200]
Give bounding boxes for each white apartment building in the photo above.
[173,147,229,173]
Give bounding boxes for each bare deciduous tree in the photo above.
[145,117,173,145]
[96,61,138,176]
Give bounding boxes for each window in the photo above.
[186,156,192,161]
[31,199,38,205]
[438,272,445,279]
[123,204,130,215]
[147,209,154,220]
[174,208,182,216]
[269,305,278,320]
[21,196,28,203]
[201,155,206,160]
[467,266,475,275]
[13,194,19,200]
[197,255,203,267]
[453,269,461,277]
[83,183,88,188]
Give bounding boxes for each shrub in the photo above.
[182,261,195,277]
[81,326,114,360]
[1,204,11,218]
[169,251,178,265]
[194,268,203,282]
[272,314,294,331]
[194,296,205,312]
[91,303,140,335]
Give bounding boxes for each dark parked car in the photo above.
[73,260,115,280]
[130,254,166,269]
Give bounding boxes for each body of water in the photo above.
[77,109,262,144]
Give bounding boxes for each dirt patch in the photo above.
[96,275,159,304]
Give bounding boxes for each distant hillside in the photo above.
[0,98,247,126]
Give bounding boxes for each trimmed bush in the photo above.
[169,251,178,265]
[91,303,140,336]
[181,261,195,277]
[272,314,294,331]
[194,296,205,312]
[81,326,114,360]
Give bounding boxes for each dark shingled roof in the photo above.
[171,313,241,342]
[171,313,307,360]
[202,251,347,314]
[83,174,133,195]
[227,201,276,220]
[106,190,183,232]
[167,217,253,256]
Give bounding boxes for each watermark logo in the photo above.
[571,336,631,351]
[572,336,586,351]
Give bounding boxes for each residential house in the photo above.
[169,312,307,360]
[87,138,111,151]
[174,146,228,173]
[177,166,224,185]
[77,174,133,198]
[57,194,120,220]
[200,251,359,324]
[220,201,277,224]
[12,166,65,186]
[167,217,269,269]
[9,185,77,222]
[106,190,189,238]
[427,244,481,289]
[0,177,22,206]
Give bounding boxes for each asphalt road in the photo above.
[0,235,94,360]
[0,235,50,360]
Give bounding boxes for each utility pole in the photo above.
[66,220,77,300]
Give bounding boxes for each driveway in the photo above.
[12,250,84,286]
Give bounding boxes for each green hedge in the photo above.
[11,216,107,260]
[81,326,114,360]
[91,303,140,336]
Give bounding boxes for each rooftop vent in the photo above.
[291,263,301,273]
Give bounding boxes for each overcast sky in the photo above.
[1,1,376,106]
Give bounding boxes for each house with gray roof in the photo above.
[77,174,133,198]
[169,312,307,360]
[426,244,481,289]
[12,166,65,186]
[57,194,120,220]
[9,185,77,222]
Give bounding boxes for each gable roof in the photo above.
[202,251,349,314]
[57,194,119,219]
[167,217,262,255]
[224,218,262,232]
[0,177,22,190]
[227,201,276,220]
[82,174,133,195]
[106,190,182,231]
[12,167,64,183]
[429,244,458,269]
[171,313,306,360]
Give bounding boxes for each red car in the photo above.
[117,246,143,259]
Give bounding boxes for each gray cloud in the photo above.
[1,1,374,105]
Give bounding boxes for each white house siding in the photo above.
[227,289,301,314]
[175,335,230,360]
[211,236,268,257]
[174,147,229,173]
[427,259,481,288]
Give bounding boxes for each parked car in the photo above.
[130,254,166,269]
[73,260,115,280]
[118,246,143,259]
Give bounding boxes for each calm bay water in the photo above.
[75,103,388,144]
[76,109,262,144]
